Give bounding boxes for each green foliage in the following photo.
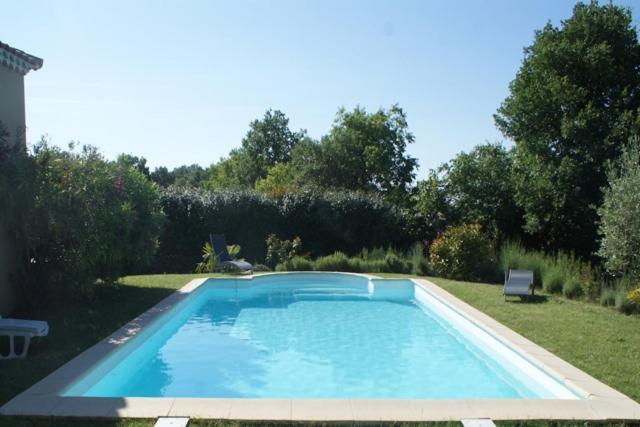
[204,109,307,189]
[29,142,164,293]
[292,105,418,204]
[580,263,604,301]
[265,234,303,269]
[153,187,406,273]
[495,1,640,258]
[410,171,451,242]
[499,242,637,313]
[172,164,207,188]
[254,163,300,198]
[195,242,216,273]
[314,251,352,271]
[149,166,175,187]
[204,151,251,190]
[409,242,428,276]
[499,241,547,289]
[442,143,522,241]
[274,246,419,274]
[562,276,583,299]
[193,242,241,273]
[542,266,565,294]
[429,224,496,282]
[0,122,34,296]
[117,154,150,178]
[275,256,314,272]
[598,143,640,280]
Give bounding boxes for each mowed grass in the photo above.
[1,273,639,427]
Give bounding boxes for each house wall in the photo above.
[0,65,26,315]
[0,65,26,144]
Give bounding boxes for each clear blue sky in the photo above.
[3,0,638,179]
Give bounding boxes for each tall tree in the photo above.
[239,109,306,185]
[312,105,418,203]
[150,166,175,187]
[495,1,640,257]
[172,164,207,188]
[443,143,522,241]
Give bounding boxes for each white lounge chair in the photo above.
[0,317,49,359]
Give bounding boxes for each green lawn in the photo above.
[1,273,639,427]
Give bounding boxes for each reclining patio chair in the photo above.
[503,269,534,302]
[0,316,49,359]
[209,234,253,273]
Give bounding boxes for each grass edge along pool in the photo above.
[63,272,580,400]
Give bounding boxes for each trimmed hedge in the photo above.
[151,187,408,273]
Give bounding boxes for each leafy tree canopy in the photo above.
[237,109,306,185]
[598,142,640,280]
[300,105,418,204]
[443,143,522,241]
[495,0,640,257]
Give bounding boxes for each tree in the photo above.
[150,166,175,187]
[116,154,150,178]
[238,109,306,185]
[312,105,418,203]
[443,143,522,241]
[411,170,451,242]
[494,1,640,257]
[172,164,207,188]
[254,163,300,198]
[203,150,252,190]
[597,142,640,280]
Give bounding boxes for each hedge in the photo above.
[151,187,408,273]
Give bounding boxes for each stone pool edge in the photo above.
[1,274,638,421]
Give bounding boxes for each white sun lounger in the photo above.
[0,317,49,359]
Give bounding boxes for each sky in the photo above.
[2,0,639,179]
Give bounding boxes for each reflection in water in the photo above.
[83,290,539,398]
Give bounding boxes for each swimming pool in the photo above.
[63,273,578,400]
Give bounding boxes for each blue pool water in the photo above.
[64,273,577,399]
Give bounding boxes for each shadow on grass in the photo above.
[504,294,549,304]
[0,284,176,406]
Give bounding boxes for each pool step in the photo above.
[461,419,496,427]
[154,417,189,427]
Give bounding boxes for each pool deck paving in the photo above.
[2,274,639,422]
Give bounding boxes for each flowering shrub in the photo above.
[429,224,496,281]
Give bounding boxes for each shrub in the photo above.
[29,142,163,292]
[384,253,408,273]
[600,287,618,307]
[580,263,603,301]
[409,242,429,276]
[314,252,351,271]
[275,256,314,272]
[543,266,566,294]
[429,224,496,281]
[153,187,408,273]
[628,288,640,305]
[265,234,303,269]
[195,242,216,273]
[562,276,583,299]
[252,264,271,272]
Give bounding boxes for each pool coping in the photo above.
[2,273,639,421]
